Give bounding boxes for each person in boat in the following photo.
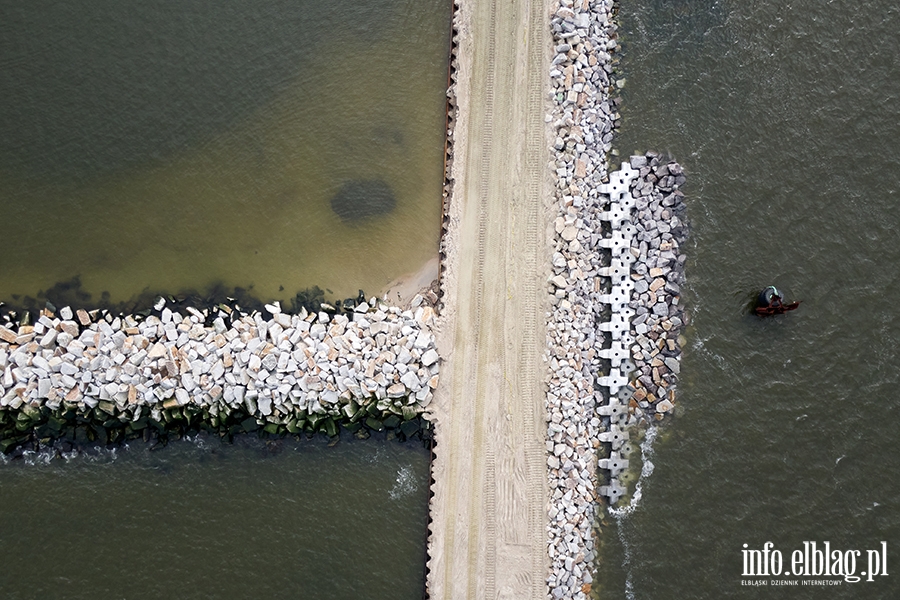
[755,286,801,316]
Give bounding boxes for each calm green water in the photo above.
[0,0,450,306]
[0,435,431,599]
[598,1,900,598]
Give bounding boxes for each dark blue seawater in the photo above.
[598,1,900,598]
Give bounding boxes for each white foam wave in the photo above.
[609,425,657,517]
[184,433,207,450]
[608,425,659,600]
[389,465,418,500]
[367,446,386,464]
[21,449,56,467]
[79,446,119,464]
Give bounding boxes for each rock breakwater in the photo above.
[544,1,689,598]
[624,153,688,421]
[0,297,439,454]
[595,154,688,505]
[545,0,623,598]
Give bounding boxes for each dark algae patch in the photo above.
[330,179,397,222]
[0,402,432,459]
[0,276,367,328]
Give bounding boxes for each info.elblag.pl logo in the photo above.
[741,542,888,584]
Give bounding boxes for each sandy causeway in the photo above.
[426,0,553,598]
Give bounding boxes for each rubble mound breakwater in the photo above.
[544,0,688,597]
[0,298,439,455]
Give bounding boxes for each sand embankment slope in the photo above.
[426,0,552,598]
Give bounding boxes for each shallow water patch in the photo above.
[0,0,451,306]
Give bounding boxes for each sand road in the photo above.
[426,0,551,598]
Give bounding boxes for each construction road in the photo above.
[426,0,551,597]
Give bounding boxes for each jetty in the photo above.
[427,0,688,597]
[426,0,550,597]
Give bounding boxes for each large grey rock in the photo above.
[421,349,440,367]
[175,388,190,406]
[664,356,680,375]
[400,371,420,390]
[561,226,578,241]
[387,383,406,398]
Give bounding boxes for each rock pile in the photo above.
[0,298,439,454]
[624,152,688,421]
[594,155,689,506]
[544,1,690,597]
[545,0,623,598]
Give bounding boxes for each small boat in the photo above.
[755,286,801,316]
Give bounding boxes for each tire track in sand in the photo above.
[427,0,550,597]
[465,0,498,596]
